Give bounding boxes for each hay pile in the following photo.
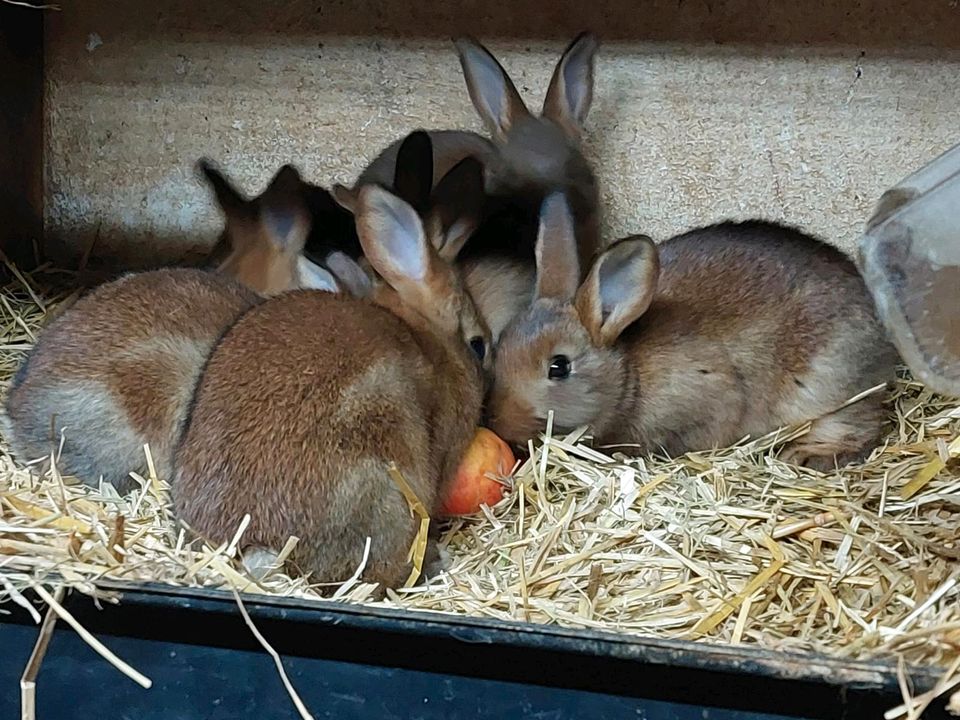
[1,264,959,713]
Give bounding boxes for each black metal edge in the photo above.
[1,578,938,699]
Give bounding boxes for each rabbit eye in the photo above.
[469,336,487,361]
[548,355,571,380]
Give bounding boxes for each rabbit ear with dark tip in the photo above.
[258,165,312,252]
[427,156,486,262]
[534,192,580,302]
[393,130,434,213]
[575,235,659,347]
[198,158,249,219]
[542,32,598,138]
[455,36,531,140]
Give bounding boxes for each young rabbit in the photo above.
[199,159,361,293]
[371,129,536,343]
[487,193,898,470]
[325,33,600,270]
[456,32,601,268]
[173,182,489,590]
[2,269,261,493]
[2,180,359,493]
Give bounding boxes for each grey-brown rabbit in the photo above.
[199,160,361,294]
[358,128,537,345]
[488,193,898,470]
[327,33,601,270]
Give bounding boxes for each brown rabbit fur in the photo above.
[1,168,363,493]
[337,131,495,209]
[173,183,487,590]
[457,32,601,268]
[2,269,260,493]
[393,133,535,343]
[328,33,600,271]
[461,257,536,344]
[199,159,356,295]
[488,193,898,470]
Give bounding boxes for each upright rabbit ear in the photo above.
[575,235,659,346]
[534,192,580,302]
[428,156,486,261]
[198,158,248,219]
[296,257,341,293]
[356,185,432,292]
[542,32,598,137]
[455,36,531,140]
[258,165,312,253]
[325,250,373,298]
[393,130,434,213]
[332,184,359,214]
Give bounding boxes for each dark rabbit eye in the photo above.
[548,355,571,380]
[469,336,486,361]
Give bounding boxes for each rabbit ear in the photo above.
[576,235,659,346]
[393,131,434,213]
[332,183,359,214]
[455,36,531,140]
[258,165,312,253]
[356,185,433,291]
[198,158,249,219]
[534,192,580,301]
[428,156,486,261]
[296,257,341,293]
[542,32,598,137]
[325,250,373,298]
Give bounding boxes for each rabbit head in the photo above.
[199,160,345,295]
[455,33,599,241]
[487,192,659,445]
[341,131,494,370]
[355,178,491,374]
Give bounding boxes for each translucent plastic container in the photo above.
[859,142,960,397]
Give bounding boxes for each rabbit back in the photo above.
[4,268,258,491]
[621,221,897,452]
[173,290,481,587]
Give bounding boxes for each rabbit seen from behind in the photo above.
[173,168,490,590]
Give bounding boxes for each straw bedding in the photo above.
[1,264,959,712]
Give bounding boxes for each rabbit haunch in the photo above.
[174,178,486,590]
[1,157,370,494]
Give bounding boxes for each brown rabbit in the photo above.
[2,172,361,492]
[199,159,361,293]
[333,131,495,212]
[173,182,488,590]
[325,33,600,270]
[487,193,898,470]
[2,269,260,493]
[461,256,535,344]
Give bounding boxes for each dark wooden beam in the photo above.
[0,3,44,270]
